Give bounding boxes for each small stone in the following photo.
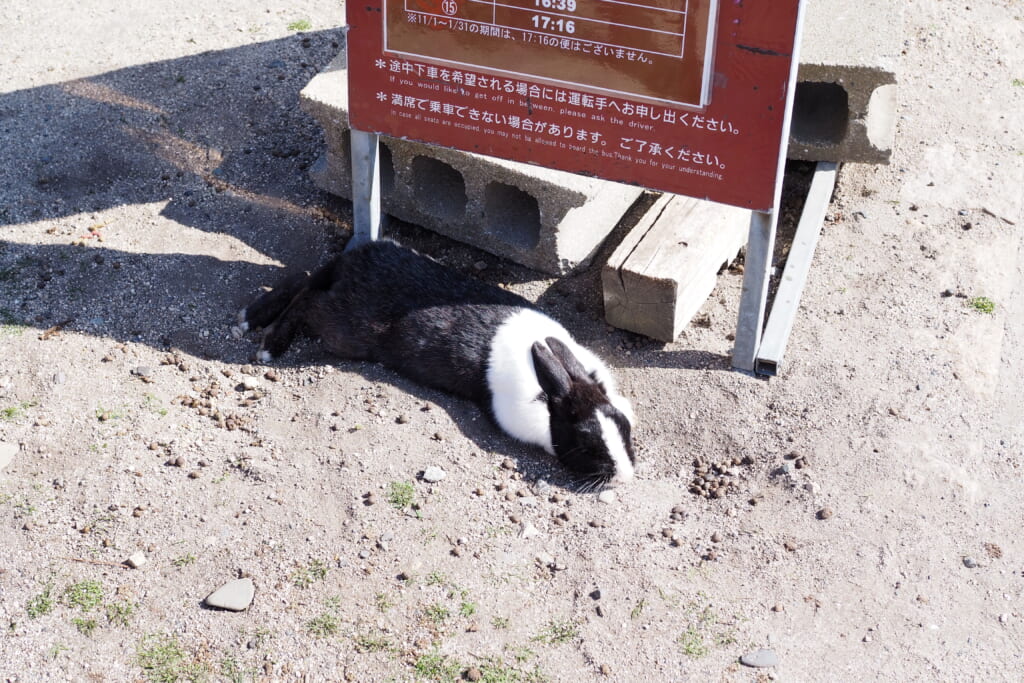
[204,578,255,611]
[804,482,820,494]
[519,523,544,540]
[264,369,280,382]
[535,551,555,567]
[358,549,370,559]
[963,556,978,569]
[22,521,34,531]
[710,532,722,543]
[126,552,147,568]
[597,490,616,504]
[999,613,1010,624]
[501,458,516,470]
[131,366,152,377]
[422,466,446,483]
[509,513,522,524]
[783,540,797,552]
[862,634,873,643]
[740,648,779,668]
[600,664,611,676]
[465,667,483,682]
[671,504,686,514]
[188,470,201,479]
[396,414,411,424]
[0,442,18,471]
[132,506,145,518]
[596,604,605,617]
[241,376,260,391]
[771,603,784,612]
[816,507,833,520]
[365,493,377,505]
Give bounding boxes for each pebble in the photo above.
[804,482,820,494]
[264,369,280,382]
[739,648,779,668]
[600,664,611,676]
[204,578,255,611]
[501,458,516,470]
[710,532,722,543]
[520,523,541,539]
[465,667,483,682]
[358,549,370,559]
[597,490,617,504]
[241,376,260,391]
[131,366,152,377]
[963,556,978,569]
[396,414,411,424]
[0,442,17,471]
[422,466,446,483]
[126,552,147,568]
[784,541,797,552]
[816,507,833,520]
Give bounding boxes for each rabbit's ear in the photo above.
[531,341,571,400]
[543,337,591,383]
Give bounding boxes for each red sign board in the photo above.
[347,0,801,210]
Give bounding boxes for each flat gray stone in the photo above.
[740,648,779,668]
[204,578,255,612]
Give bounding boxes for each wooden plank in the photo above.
[602,195,750,342]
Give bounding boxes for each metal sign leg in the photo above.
[732,209,776,372]
[348,128,382,251]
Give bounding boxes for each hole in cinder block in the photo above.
[411,156,466,220]
[790,81,849,146]
[484,182,541,250]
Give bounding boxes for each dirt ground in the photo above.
[2,1,1023,681]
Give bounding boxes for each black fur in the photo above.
[244,240,532,403]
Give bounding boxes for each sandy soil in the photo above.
[1,1,1023,681]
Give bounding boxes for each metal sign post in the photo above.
[346,0,806,370]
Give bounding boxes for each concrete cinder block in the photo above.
[602,194,750,342]
[789,0,902,164]
[300,49,644,274]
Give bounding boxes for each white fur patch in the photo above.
[256,349,273,363]
[596,412,633,486]
[487,310,561,452]
[236,308,248,324]
[486,309,635,453]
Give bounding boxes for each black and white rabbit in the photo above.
[233,240,635,489]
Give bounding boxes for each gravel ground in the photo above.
[1,1,1023,681]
